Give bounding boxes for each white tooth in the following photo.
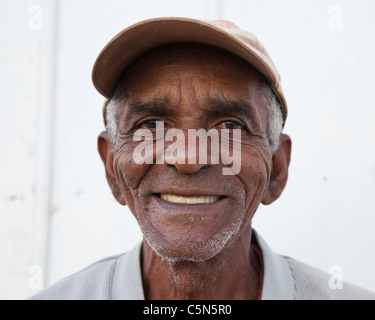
[160,194,220,204]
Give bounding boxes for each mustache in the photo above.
[137,166,242,196]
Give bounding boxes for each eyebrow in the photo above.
[126,98,174,116]
[207,99,255,119]
[206,99,259,128]
[125,97,259,128]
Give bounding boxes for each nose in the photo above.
[170,161,210,174]
[163,129,211,174]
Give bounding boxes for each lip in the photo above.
[153,188,227,197]
[159,193,222,204]
[151,194,229,215]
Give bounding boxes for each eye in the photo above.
[218,120,242,130]
[139,120,160,129]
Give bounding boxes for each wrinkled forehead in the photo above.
[124,43,262,82]
[105,44,271,132]
[113,43,268,101]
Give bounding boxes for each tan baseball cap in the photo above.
[92,17,287,125]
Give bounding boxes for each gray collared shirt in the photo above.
[30,230,375,300]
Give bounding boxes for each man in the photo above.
[32,17,374,300]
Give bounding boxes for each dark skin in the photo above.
[98,44,291,299]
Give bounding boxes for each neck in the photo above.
[141,228,262,300]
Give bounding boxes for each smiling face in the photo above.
[99,44,285,263]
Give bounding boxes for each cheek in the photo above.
[242,156,269,185]
[239,143,272,210]
[113,144,151,211]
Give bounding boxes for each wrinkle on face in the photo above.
[110,43,274,262]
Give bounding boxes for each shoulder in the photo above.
[29,253,125,300]
[284,256,375,300]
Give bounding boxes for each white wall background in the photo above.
[1,0,375,299]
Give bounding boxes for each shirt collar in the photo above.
[112,241,145,300]
[112,230,295,300]
[252,230,295,300]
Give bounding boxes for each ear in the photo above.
[261,134,292,205]
[97,131,126,205]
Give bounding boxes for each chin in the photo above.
[141,220,242,264]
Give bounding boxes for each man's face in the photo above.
[106,44,274,262]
